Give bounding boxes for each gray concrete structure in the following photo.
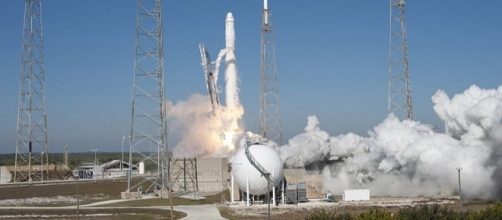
[168,157,230,195]
[284,169,324,199]
[196,158,230,194]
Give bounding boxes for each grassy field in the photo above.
[0,177,164,207]
[0,178,190,219]
[0,208,186,219]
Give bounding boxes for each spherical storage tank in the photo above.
[231,144,284,195]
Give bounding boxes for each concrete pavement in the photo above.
[173,205,226,220]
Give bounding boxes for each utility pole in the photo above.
[15,0,49,183]
[388,0,413,120]
[127,137,132,192]
[220,131,225,157]
[64,144,69,169]
[92,148,97,166]
[457,167,463,210]
[259,0,283,145]
[76,176,80,220]
[128,0,168,193]
[265,173,271,220]
[121,136,125,171]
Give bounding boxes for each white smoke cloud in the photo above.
[277,85,502,199]
[166,94,244,158]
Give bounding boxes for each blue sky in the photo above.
[0,0,501,153]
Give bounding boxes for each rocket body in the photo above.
[225,13,235,51]
[224,12,239,109]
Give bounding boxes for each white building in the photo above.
[73,160,137,179]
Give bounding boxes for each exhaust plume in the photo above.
[166,94,244,157]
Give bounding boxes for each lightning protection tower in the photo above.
[388,0,413,120]
[259,0,283,145]
[15,0,49,183]
[128,0,168,193]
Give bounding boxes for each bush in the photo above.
[306,209,352,220]
[358,209,393,220]
[466,203,502,220]
[396,205,461,220]
[305,203,502,220]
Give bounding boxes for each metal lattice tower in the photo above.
[14,0,49,183]
[128,0,168,192]
[259,0,283,145]
[167,158,198,194]
[388,0,413,120]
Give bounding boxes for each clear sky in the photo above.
[0,0,501,153]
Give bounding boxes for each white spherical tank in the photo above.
[231,144,284,195]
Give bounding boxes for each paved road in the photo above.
[173,205,226,220]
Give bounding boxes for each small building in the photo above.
[342,189,370,201]
[0,166,12,184]
[73,160,137,180]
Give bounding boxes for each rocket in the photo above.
[224,12,240,108]
[263,0,269,25]
[225,12,235,52]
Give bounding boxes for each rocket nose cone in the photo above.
[226,12,234,22]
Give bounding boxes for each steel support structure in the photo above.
[199,43,220,114]
[259,1,283,145]
[15,0,49,183]
[388,0,413,120]
[167,158,198,194]
[128,0,168,193]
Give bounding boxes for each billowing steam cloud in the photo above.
[277,85,502,199]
